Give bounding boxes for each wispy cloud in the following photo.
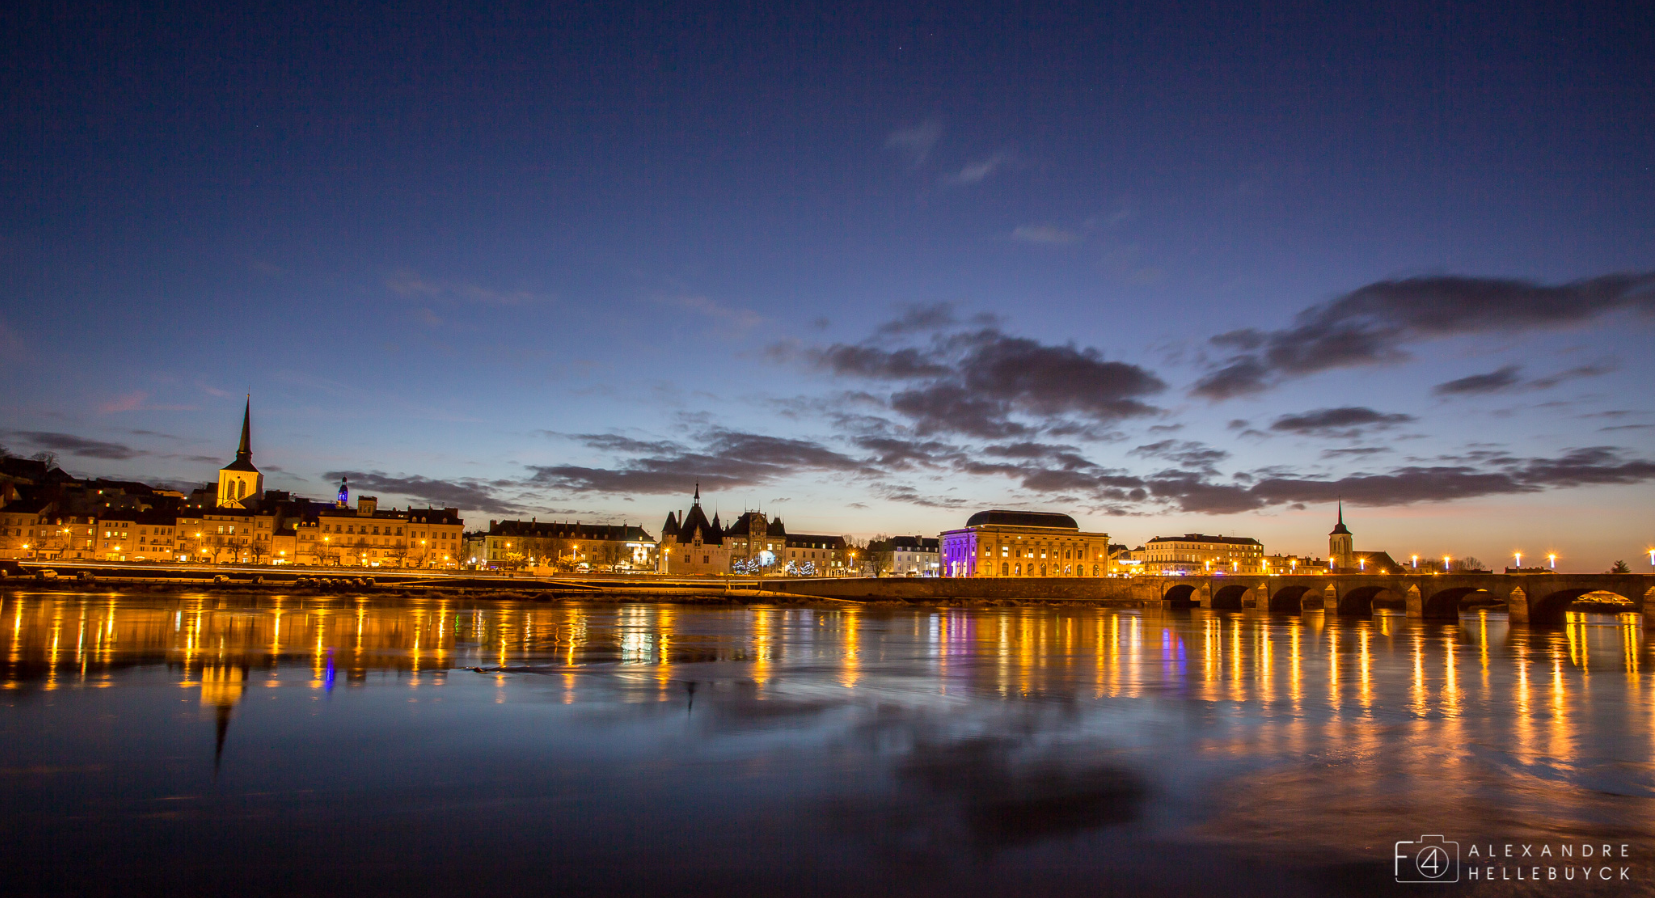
[658,295,763,330]
[944,153,1009,185]
[1434,361,1617,396]
[97,391,197,413]
[884,117,943,165]
[385,270,547,306]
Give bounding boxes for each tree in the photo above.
[1610,560,1631,574]
[31,450,58,469]
[864,535,894,576]
[1451,556,1486,572]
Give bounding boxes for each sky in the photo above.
[3,0,1654,569]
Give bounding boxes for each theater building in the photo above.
[940,510,1111,578]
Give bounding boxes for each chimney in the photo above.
[357,496,378,516]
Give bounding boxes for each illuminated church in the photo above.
[216,397,263,509]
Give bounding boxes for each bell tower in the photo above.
[216,396,264,509]
[1328,502,1355,571]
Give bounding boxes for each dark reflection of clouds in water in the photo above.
[828,730,1146,857]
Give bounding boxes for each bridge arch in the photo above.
[1210,583,1257,611]
[1336,585,1404,617]
[1420,586,1502,620]
[1268,584,1312,614]
[1529,585,1649,626]
[1162,583,1198,608]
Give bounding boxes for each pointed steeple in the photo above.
[1329,500,1350,535]
[236,396,252,463]
[693,482,701,505]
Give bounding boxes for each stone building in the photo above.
[940,510,1111,578]
[657,485,728,575]
[468,518,654,571]
[1142,533,1265,574]
[888,535,940,577]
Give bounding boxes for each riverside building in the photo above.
[1143,533,1265,574]
[940,510,1111,578]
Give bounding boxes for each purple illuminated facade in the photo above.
[941,510,1111,578]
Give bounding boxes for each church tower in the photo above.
[1328,502,1355,571]
[216,397,264,509]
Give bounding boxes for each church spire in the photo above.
[693,482,701,505]
[236,395,252,464]
[1329,499,1351,536]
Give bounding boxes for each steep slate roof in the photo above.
[675,504,722,545]
[891,535,939,551]
[1329,502,1351,535]
[964,509,1080,530]
[661,511,679,538]
[220,398,260,473]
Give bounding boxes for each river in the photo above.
[2,591,1651,895]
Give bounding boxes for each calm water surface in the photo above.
[3,591,1653,896]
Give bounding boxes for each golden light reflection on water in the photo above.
[2,592,1651,738]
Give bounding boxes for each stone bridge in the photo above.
[1153,572,1655,625]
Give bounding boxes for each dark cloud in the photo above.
[1528,362,1617,390]
[323,471,518,514]
[1250,447,1655,508]
[799,323,1166,438]
[1136,446,1655,513]
[1434,365,1522,395]
[1434,362,1615,396]
[874,302,999,337]
[817,344,952,379]
[1193,273,1655,399]
[889,382,1033,439]
[4,430,146,460]
[1128,440,1228,470]
[1320,447,1392,459]
[529,429,871,495]
[1269,407,1415,438]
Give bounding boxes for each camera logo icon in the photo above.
[1395,835,1459,883]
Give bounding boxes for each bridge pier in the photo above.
[1507,586,1528,624]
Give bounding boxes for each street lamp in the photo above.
[1514,551,1522,569]
[1548,553,1557,570]
[1411,554,1418,569]
[1443,555,1451,572]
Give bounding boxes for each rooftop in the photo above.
[962,510,1080,530]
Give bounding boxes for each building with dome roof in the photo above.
[940,509,1110,578]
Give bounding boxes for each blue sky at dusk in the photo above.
[4,1,1653,567]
